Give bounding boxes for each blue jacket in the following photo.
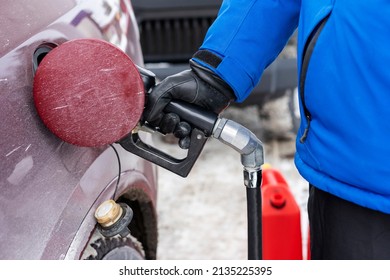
[193,0,390,214]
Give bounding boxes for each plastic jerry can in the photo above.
[261,164,303,260]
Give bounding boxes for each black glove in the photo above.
[143,59,235,147]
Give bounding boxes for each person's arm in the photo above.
[194,0,301,102]
[143,0,301,145]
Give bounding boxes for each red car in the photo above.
[0,0,158,260]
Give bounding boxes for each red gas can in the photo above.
[262,164,303,260]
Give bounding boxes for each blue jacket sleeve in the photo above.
[193,0,301,102]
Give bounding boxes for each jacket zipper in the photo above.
[299,16,330,143]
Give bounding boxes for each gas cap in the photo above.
[94,200,133,237]
[33,38,145,147]
[95,200,123,227]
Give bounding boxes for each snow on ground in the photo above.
[154,103,310,260]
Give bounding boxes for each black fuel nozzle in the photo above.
[119,101,217,177]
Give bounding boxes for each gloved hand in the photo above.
[143,59,235,148]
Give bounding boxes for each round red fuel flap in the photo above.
[33,39,145,147]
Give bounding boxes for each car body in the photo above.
[0,0,158,260]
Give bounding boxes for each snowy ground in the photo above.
[154,101,310,260]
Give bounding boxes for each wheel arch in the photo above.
[64,168,158,260]
[116,174,158,260]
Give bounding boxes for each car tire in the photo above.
[81,231,145,260]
